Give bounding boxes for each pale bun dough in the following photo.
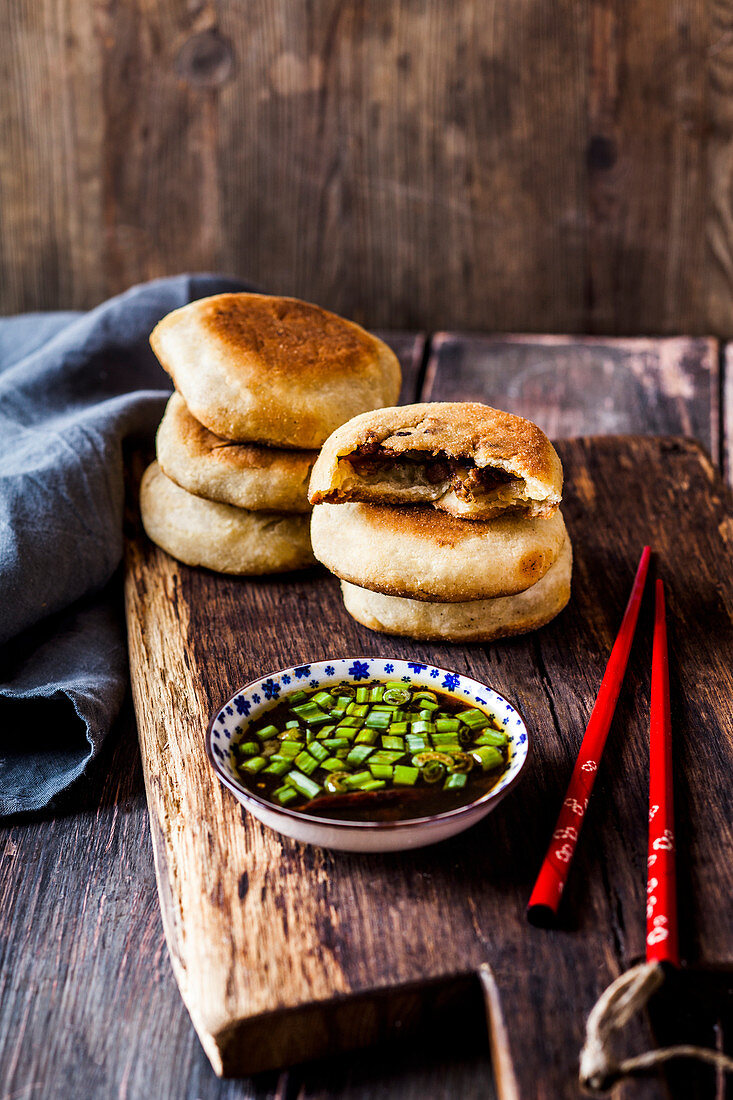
[309,402,562,519]
[150,293,401,449]
[156,393,315,512]
[140,461,315,575]
[340,536,572,642]
[310,501,567,601]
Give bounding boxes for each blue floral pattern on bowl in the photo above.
[207,657,529,842]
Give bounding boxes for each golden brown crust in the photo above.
[310,501,567,601]
[150,294,401,448]
[156,393,316,512]
[308,402,562,517]
[340,535,572,642]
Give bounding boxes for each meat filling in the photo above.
[346,444,516,503]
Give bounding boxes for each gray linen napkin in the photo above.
[0,274,252,814]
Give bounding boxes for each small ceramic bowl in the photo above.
[207,657,530,852]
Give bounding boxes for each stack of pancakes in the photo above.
[140,293,401,574]
[308,403,572,642]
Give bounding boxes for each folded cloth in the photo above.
[0,274,253,815]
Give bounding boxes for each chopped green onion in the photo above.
[333,724,359,739]
[291,703,330,724]
[284,719,300,729]
[264,759,291,776]
[447,752,474,774]
[422,760,446,784]
[275,742,302,758]
[386,681,408,691]
[311,691,335,709]
[406,735,428,752]
[388,722,409,735]
[444,773,467,790]
[255,724,279,741]
[285,770,322,799]
[288,690,308,704]
[274,786,299,805]
[239,755,267,774]
[308,742,329,762]
[393,765,419,786]
[321,757,349,773]
[346,745,375,766]
[458,708,491,730]
[236,741,260,756]
[356,687,369,704]
[315,724,336,739]
[411,720,435,735]
[368,686,385,702]
[344,770,372,789]
[294,751,320,775]
[475,729,509,746]
[335,684,355,698]
[325,772,351,793]
[364,711,391,730]
[435,718,460,732]
[381,735,405,751]
[383,687,411,705]
[369,763,393,780]
[471,746,504,771]
[355,728,379,745]
[431,741,462,754]
[413,691,438,703]
[369,750,405,765]
[361,779,386,791]
[338,716,364,728]
[346,702,369,716]
[323,738,350,750]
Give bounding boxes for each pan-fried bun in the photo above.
[156,393,315,512]
[150,293,401,449]
[340,536,572,641]
[309,402,562,519]
[140,462,315,574]
[310,501,567,601]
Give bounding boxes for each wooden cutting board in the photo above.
[124,435,733,1099]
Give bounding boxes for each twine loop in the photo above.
[580,961,733,1092]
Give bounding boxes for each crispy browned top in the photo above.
[183,293,385,381]
[309,402,563,502]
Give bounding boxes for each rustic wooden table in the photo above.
[0,333,729,1100]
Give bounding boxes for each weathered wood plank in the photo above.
[125,436,733,1097]
[375,331,426,405]
[0,1,720,337]
[423,334,719,458]
[0,0,104,310]
[0,329,727,1100]
[0,330,434,1100]
[0,704,285,1100]
[723,343,733,485]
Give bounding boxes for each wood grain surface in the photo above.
[2,1,732,337]
[1,331,729,1100]
[424,335,721,466]
[125,433,733,1096]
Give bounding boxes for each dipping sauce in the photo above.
[232,679,510,822]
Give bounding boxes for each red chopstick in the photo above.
[646,579,679,965]
[527,546,652,926]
